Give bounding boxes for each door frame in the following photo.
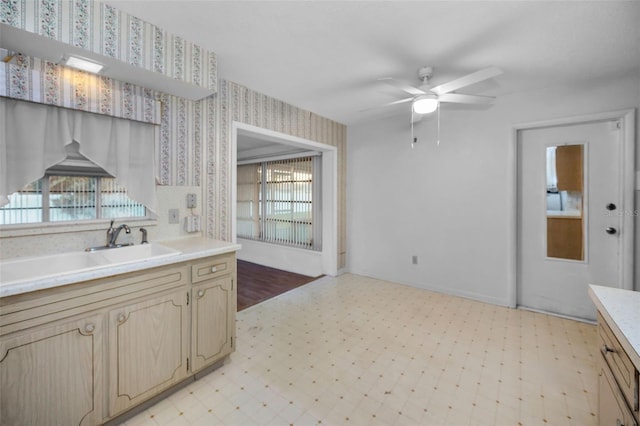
[508,109,636,308]
[230,121,339,276]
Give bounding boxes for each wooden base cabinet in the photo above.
[597,312,640,426]
[0,251,237,426]
[0,313,103,426]
[108,290,189,417]
[191,276,235,372]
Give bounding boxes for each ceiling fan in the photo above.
[374,66,503,146]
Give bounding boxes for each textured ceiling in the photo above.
[104,1,639,125]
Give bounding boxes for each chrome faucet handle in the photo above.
[140,228,148,244]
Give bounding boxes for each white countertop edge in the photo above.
[0,237,241,298]
[588,284,640,370]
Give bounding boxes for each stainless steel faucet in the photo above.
[107,221,131,247]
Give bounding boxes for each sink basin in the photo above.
[94,243,181,264]
[0,243,181,286]
[0,251,109,284]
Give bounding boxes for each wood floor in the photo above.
[237,260,320,311]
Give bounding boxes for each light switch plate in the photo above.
[168,209,179,224]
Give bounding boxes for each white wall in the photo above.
[347,75,640,304]
[237,238,324,277]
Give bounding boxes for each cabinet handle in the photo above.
[211,266,218,273]
[84,323,95,333]
[198,289,205,298]
[601,344,616,354]
[117,313,126,324]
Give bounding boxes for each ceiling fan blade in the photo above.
[358,97,413,112]
[430,67,503,95]
[438,93,495,104]
[378,77,426,96]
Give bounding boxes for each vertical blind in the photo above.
[0,176,145,224]
[237,156,320,250]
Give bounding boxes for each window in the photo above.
[237,155,321,250]
[1,99,158,218]
[0,175,145,225]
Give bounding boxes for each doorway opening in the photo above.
[231,122,338,277]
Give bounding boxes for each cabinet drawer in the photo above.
[191,254,234,283]
[598,312,639,413]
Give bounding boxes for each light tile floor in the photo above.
[122,274,599,426]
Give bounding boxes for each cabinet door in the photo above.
[191,276,235,372]
[108,290,188,417]
[599,363,637,426]
[0,314,103,426]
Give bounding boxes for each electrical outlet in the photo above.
[187,193,197,209]
[168,208,180,224]
[412,255,418,265]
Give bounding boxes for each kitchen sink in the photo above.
[0,243,181,286]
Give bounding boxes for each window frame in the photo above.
[0,173,153,233]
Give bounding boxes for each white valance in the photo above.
[0,98,158,214]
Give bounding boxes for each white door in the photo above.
[517,119,624,320]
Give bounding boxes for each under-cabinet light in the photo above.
[63,55,104,73]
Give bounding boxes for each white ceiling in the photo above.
[104,0,640,126]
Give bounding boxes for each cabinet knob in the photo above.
[605,227,617,235]
[117,313,126,323]
[198,289,204,298]
[602,344,615,354]
[84,323,95,333]
[211,266,218,273]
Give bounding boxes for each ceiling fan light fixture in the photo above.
[413,95,438,114]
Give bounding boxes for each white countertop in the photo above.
[0,237,241,298]
[589,284,640,369]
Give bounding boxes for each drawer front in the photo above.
[598,312,639,413]
[191,254,234,284]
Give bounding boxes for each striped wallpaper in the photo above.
[210,81,347,268]
[0,49,161,124]
[0,0,216,91]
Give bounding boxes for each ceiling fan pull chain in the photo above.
[411,109,416,149]
[436,104,441,146]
